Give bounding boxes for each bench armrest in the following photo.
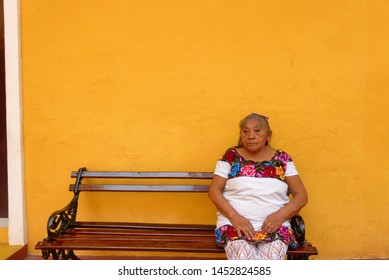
[290,215,306,246]
[46,194,79,240]
[46,168,85,240]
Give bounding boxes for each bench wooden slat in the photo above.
[55,234,218,243]
[36,239,222,253]
[69,229,216,237]
[69,184,210,192]
[71,171,214,179]
[74,221,216,231]
[285,245,319,256]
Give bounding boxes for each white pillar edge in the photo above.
[4,0,26,245]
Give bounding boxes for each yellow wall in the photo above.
[20,0,389,259]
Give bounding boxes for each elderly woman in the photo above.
[208,113,308,260]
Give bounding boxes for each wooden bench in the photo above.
[35,167,318,260]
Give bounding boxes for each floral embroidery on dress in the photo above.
[215,225,298,249]
[220,148,292,182]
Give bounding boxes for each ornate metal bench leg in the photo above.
[67,250,79,260]
[301,254,309,260]
[41,249,60,260]
[41,249,51,260]
[57,250,79,260]
[287,254,309,260]
[58,250,67,259]
[40,248,79,260]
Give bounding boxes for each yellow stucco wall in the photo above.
[20,0,389,259]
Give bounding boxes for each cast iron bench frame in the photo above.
[35,167,318,260]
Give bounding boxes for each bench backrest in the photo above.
[69,168,214,193]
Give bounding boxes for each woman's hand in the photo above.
[230,214,256,240]
[261,212,285,234]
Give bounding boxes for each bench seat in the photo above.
[35,168,318,260]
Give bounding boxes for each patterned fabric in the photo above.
[225,239,288,260]
[221,147,293,182]
[216,224,298,249]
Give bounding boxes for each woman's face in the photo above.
[240,118,271,152]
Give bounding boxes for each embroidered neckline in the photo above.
[234,148,281,165]
[223,148,288,181]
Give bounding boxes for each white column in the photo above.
[4,0,26,245]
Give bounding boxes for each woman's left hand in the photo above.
[261,212,285,234]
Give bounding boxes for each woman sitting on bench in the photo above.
[208,113,308,260]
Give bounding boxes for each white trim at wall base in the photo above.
[4,0,26,245]
[0,218,8,227]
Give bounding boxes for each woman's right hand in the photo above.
[230,214,256,240]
